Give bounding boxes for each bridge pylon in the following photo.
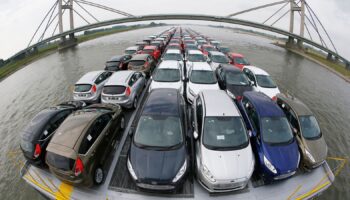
[58,0,77,49]
[287,0,305,49]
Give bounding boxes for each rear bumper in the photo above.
[101,97,133,108]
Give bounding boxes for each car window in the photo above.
[78,114,111,154]
[244,99,259,132]
[128,74,137,86]
[95,73,107,85]
[40,110,71,140]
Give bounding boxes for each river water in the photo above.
[0,26,348,200]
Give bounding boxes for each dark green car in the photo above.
[276,93,327,169]
[46,104,125,187]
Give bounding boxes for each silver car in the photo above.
[73,71,113,103]
[192,90,255,193]
[101,71,146,109]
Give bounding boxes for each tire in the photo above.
[120,116,125,130]
[133,96,138,109]
[94,166,104,185]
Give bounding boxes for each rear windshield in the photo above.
[234,57,249,65]
[143,49,154,53]
[299,115,321,139]
[129,60,145,66]
[103,86,126,95]
[125,50,136,54]
[74,84,92,92]
[163,53,182,61]
[188,54,206,62]
[105,61,120,68]
[211,55,230,63]
[46,152,75,171]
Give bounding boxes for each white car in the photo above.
[186,62,219,103]
[243,66,280,99]
[185,50,207,71]
[73,71,113,103]
[124,46,142,55]
[149,60,184,94]
[207,51,231,70]
[193,90,255,193]
[210,40,221,48]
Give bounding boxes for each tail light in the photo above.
[74,157,84,176]
[272,96,277,101]
[125,87,131,96]
[91,85,97,93]
[33,144,41,159]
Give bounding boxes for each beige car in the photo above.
[276,93,328,169]
[46,104,125,187]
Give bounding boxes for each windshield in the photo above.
[220,47,230,53]
[74,84,92,92]
[163,53,182,61]
[299,115,321,139]
[153,69,181,82]
[211,55,230,63]
[190,70,217,84]
[204,46,216,52]
[234,57,249,65]
[188,54,206,62]
[203,117,249,150]
[226,71,250,85]
[134,115,183,148]
[129,60,145,66]
[125,50,136,55]
[256,75,277,88]
[261,117,294,144]
[143,49,154,54]
[106,61,120,67]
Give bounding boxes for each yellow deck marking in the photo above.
[55,182,73,200]
[295,181,331,200]
[24,174,56,197]
[287,185,302,200]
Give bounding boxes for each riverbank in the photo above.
[273,41,350,83]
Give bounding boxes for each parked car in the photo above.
[127,89,190,191]
[149,60,184,94]
[150,41,165,52]
[201,44,217,56]
[128,54,156,77]
[161,49,184,62]
[166,43,182,51]
[218,46,231,55]
[46,104,125,187]
[141,45,161,60]
[184,44,199,53]
[124,46,142,55]
[101,71,146,109]
[207,51,231,70]
[135,41,148,50]
[276,93,327,169]
[73,71,113,103]
[210,40,221,48]
[192,90,255,192]
[237,91,300,182]
[227,53,250,69]
[243,66,280,99]
[104,55,132,71]
[20,101,86,166]
[186,62,220,103]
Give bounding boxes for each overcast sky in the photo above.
[0,0,349,60]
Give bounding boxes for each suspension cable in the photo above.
[74,0,99,22]
[263,2,289,24]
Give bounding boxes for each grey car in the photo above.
[101,71,146,109]
[73,71,113,103]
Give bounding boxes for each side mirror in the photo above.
[128,127,134,137]
[150,76,153,80]
[193,131,198,140]
[247,130,252,137]
[250,80,255,86]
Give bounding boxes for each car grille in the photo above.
[137,183,175,190]
[274,171,296,180]
[213,181,246,190]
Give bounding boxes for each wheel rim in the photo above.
[121,117,125,129]
[95,168,103,184]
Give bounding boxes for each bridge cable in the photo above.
[270,9,290,26]
[38,3,60,43]
[73,0,99,22]
[62,0,91,24]
[27,0,59,47]
[305,2,337,53]
[74,0,134,17]
[227,0,288,18]
[302,2,327,47]
[263,2,289,24]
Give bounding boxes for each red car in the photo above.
[141,45,161,60]
[227,52,250,70]
[200,44,217,56]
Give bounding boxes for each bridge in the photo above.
[5,0,350,70]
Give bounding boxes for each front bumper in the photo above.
[197,171,248,193]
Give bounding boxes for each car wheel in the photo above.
[133,96,138,109]
[94,167,104,185]
[120,116,125,130]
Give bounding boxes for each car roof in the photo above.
[188,50,203,55]
[104,71,134,86]
[209,51,225,56]
[201,90,240,117]
[143,45,157,50]
[142,89,180,116]
[108,55,123,61]
[76,71,104,84]
[191,62,212,71]
[243,66,269,75]
[158,60,181,69]
[243,91,285,117]
[277,93,314,116]
[219,64,241,72]
[126,46,138,50]
[130,54,149,60]
[165,49,181,54]
[229,52,243,57]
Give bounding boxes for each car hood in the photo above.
[201,143,254,180]
[257,87,280,98]
[130,143,186,183]
[150,81,182,91]
[262,140,299,173]
[302,136,328,163]
[227,84,253,97]
[188,82,219,96]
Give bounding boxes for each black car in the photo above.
[105,55,132,71]
[215,64,253,99]
[127,89,190,191]
[20,101,86,166]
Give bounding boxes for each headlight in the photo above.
[263,156,277,174]
[305,149,315,163]
[201,165,216,182]
[172,160,187,183]
[127,158,138,180]
[226,90,236,99]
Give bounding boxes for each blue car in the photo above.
[237,91,300,181]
